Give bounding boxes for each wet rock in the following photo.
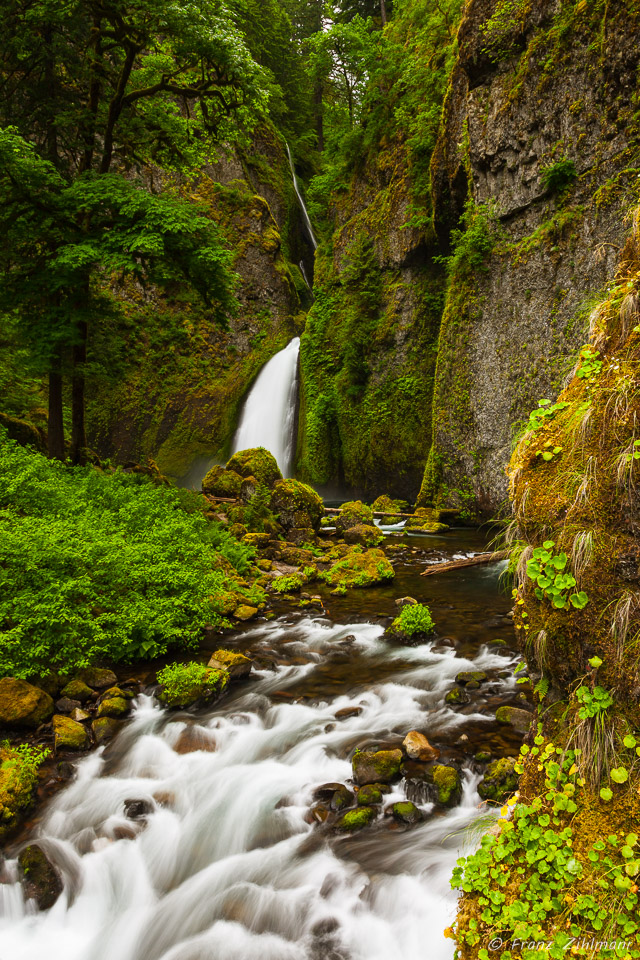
[334,806,376,832]
[357,784,383,806]
[77,667,117,690]
[445,686,470,706]
[334,705,363,720]
[313,782,354,811]
[343,524,384,547]
[243,532,271,550]
[101,686,134,701]
[55,697,82,713]
[70,708,90,723]
[59,679,95,703]
[324,548,394,591]
[202,464,243,498]
[478,757,519,803]
[425,764,462,807]
[124,798,154,821]
[174,726,217,754]
[18,845,63,910]
[53,714,89,751]
[0,678,54,729]
[390,801,423,825]
[402,731,439,762]
[234,604,259,621]
[475,751,492,763]
[207,649,252,678]
[335,501,374,535]
[240,475,259,502]
[97,697,129,719]
[92,717,121,744]
[307,802,330,824]
[455,670,488,685]
[352,748,403,785]
[270,478,324,533]
[496,705,533,734]
[395,596,418,608]
[226,447,282,488]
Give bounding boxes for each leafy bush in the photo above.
[0,741,50,836]
[541,158,578,195]
[0,429,255,677]
[391,602,435,636]
[156,661,228,708]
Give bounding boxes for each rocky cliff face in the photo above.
[423,0,640,517]
[87,126,308,481]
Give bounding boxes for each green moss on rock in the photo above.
[0,678,54,729]
[427,764,462,806]
[53,714,90,751]
[477,756,518,803]
[343,523,384,547]
[226,448,282,488]
[323,547,394,590]
[270,478,324,532]
[352,747,403,785]
[335,501,374,534]
[202,465,243,498]
[335,806,377,832]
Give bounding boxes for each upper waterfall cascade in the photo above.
[285,143,317,251]
[232,337,300,476]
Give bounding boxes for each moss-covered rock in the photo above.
[391,801,423,824]
[357,784,383,805]
[426,764,462,807]
[157,663,229,709]
[270,478,324,533]
[324,547,394,590]
[456,670,488,685]
[335,806,377,832]
[0,743,48,839]
[343,523,384,547]
[92,717,121,744]
[445,686,470,706]
[96,696,130,719]
[335,501,374,534]
[495,705,533,734]
[0,678,54,729]
[233,603,259,620]
[226,447,282,488]
[207,649,252,678]
[18,844,62,910]
[371,495,408,522]
[77,667,117,690]
[202,465,243,498]
[352,747,403,785]
[53,714,90,751]
[59,679,94,703]
[477,757,519,803]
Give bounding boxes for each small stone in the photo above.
[92,717,121,744]
[478,757,519,803]
[335,806,376,832]
[425,764,462,807]
[70,708,90,723]
[357,784,383,805]
[455,670,488,685]
[495,705,533,734]
[59,680,94,702]
[395,597,418,607]
[234,605,259,621]
[77,667,117,690]
[390,801,423,825]
[18,845,62,910]
[124,798,154,821]
[55,697,81,713]
[0,678,54,729]
[97,697,130,719]
[312,782,354,811]
[445,687,470,706]
[352,748,403,785]
[53,714,90,751]
[101,686,134,700]
[207,649,252,678]
[402,731,440,762]
[334,706,363,720]
[308,802,330,824]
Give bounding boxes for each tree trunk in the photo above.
[47,363,65,460]
[70,320,87,464]
[314,83,324,151]
[380,0,387,25]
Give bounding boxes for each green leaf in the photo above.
[600,787,613,802]
[611,767,629,784]
[588,656,603,669]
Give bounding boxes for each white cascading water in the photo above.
[0,616,511,960]
[232,336,300,477]
[286,144,317,251]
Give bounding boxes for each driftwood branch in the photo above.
[420,551,508,576]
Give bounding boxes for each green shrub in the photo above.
[391,602,435,637]
[0,429,255,677]
[156,662,228,708]
[541,158,578,195]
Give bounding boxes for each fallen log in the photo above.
[324,507,415,519]
[420,550,508,576]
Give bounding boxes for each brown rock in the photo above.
[0,678,54,729]
[402,731,440,762]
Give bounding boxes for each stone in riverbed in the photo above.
[357,784,383,806]
[455,670,488,685]
[402,731,439,762]
[69,708,90,723]
[335,806,376,832]
[445,686,470,706]
[18,845,63,910]
[343,524,384,547]
[352,748,403,785]
[97,696,129,719]
[495,705,533,734]
[92,717,122,744]
[77,667,117,690]
[390,801,423,824]
[478,757,519,803]
[207,649,252,679]
[425,764,462,807]
[313,782,354,811]
[0,678,54,729]
[59,679,95,702]
[269,478,324,533]
[334,705,363,720]
[53,714,90,751]
[234,604,259,621]
[55,697,81,713]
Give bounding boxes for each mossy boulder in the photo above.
[343,523,384,547]
[157,664,229,709]
[77,667,117,690]
[445,686,470,706]
[96,697,130,719]
[335,500,374,534]
[335,806,376,832]
[496,705,533,734]
[405,508,449,532]
[226,447,282,488]
[0,678,54,729]
[324,547,394,590]
[478,757,519,803]
[59,679,94,703]
[353,748,403,785]
[391,801,423,824]
[456,670,488,685]
[92,717,121,744]
[18,844,63,910]
[202,464,243,498]
[53,714,90,751]
[0,743,46,839]
[207,649,252,678]
[234,604,259,620]
[270,479,324,532]
[371,495,408,522]
[242,532,271,549]
[426,764,462,807]
[357,784,383,805]
[0,411,45,452]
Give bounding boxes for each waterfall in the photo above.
[285,143,317,251]
[232,337,300,477]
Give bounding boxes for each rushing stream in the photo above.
[0,533,522,960]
